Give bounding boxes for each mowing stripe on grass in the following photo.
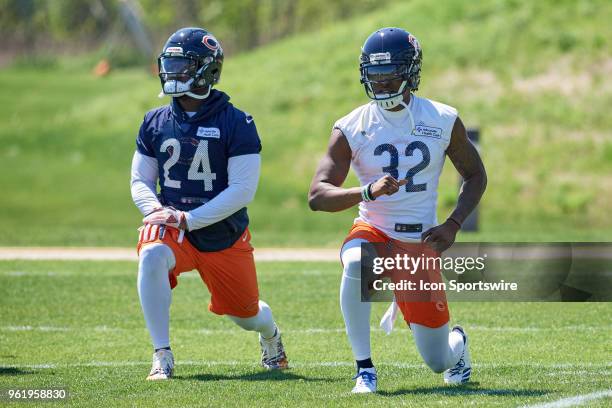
[522,390,612,408]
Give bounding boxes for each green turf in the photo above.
[1,0,611,247]
[0,260,610,406]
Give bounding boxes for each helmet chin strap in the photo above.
[374,80,408,110]
[158,79,211,100]
[399,100,415,132]
[377,97,415,133]
[185,86,211,99]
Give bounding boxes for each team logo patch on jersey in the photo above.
[412,125,442,139]
[196,127,221,138]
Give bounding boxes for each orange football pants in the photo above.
[137,224,259,318]
[342,222,450,328]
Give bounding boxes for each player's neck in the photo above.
[177,96,205,112]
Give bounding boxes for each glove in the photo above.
[142,206,187,230]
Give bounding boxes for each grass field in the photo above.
[1,0,611,246]
[1,260,610,407]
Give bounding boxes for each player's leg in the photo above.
[340,238,376,392]
[226,300,276,338]
[137,225,196,380]
[138,241,175,380]
[411,322,471,384]
[226,300,287,370]
[401,301,471,384]
[197,229,288,369]
[340,223,390,393]
[411,322,463,371]
[138,242,175,351]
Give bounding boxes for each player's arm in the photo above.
[130,151,162,216]
[182,154,260,231]
[143,154,260,230]
[308,128,405,212]
[422,117,487,251]
[446,116,487,225]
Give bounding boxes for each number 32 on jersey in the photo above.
[374,141,430,192]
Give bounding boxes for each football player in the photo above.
[131,27,288,380]
[308,27,487,393]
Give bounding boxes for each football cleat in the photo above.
[146,349,174,380]
[259,328,289,370]
[352,367,377,393]
[444,326,472,385]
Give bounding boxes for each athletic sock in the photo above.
[356,358,374,371]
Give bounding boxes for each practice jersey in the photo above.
[334,94,457,241]
[136,90,262,251]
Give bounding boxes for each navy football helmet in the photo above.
[359,27,422,109]
[158,27,224,99]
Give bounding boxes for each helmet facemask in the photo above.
[158,53,219,99]
[361,63,412,109]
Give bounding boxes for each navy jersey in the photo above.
[136,90,261,251]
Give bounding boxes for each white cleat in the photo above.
[259,328,289,370]
[352,368,377,393]
[146,349,174,380]
[444,326,471,385]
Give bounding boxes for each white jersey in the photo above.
[334,94,457,241]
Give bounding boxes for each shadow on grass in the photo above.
[0,367,34,376]
[378,382,549,397]
[177,369,338,383]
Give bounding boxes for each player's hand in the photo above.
[143,206,187,230]
[370,175,409,199]
[421,219,460,253]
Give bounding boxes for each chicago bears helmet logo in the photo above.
[202,35,220,51]
[407,34,420,51]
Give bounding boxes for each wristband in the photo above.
[447,217,462,229]
[367,183,376,201]
[361,185,371,202]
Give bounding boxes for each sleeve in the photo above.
[184,154,260,230]
[227,111,262,158]
[130,151,161,216]
[136,113,156,158]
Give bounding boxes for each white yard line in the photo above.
[522,390,612,408]
[1,361,610,371]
